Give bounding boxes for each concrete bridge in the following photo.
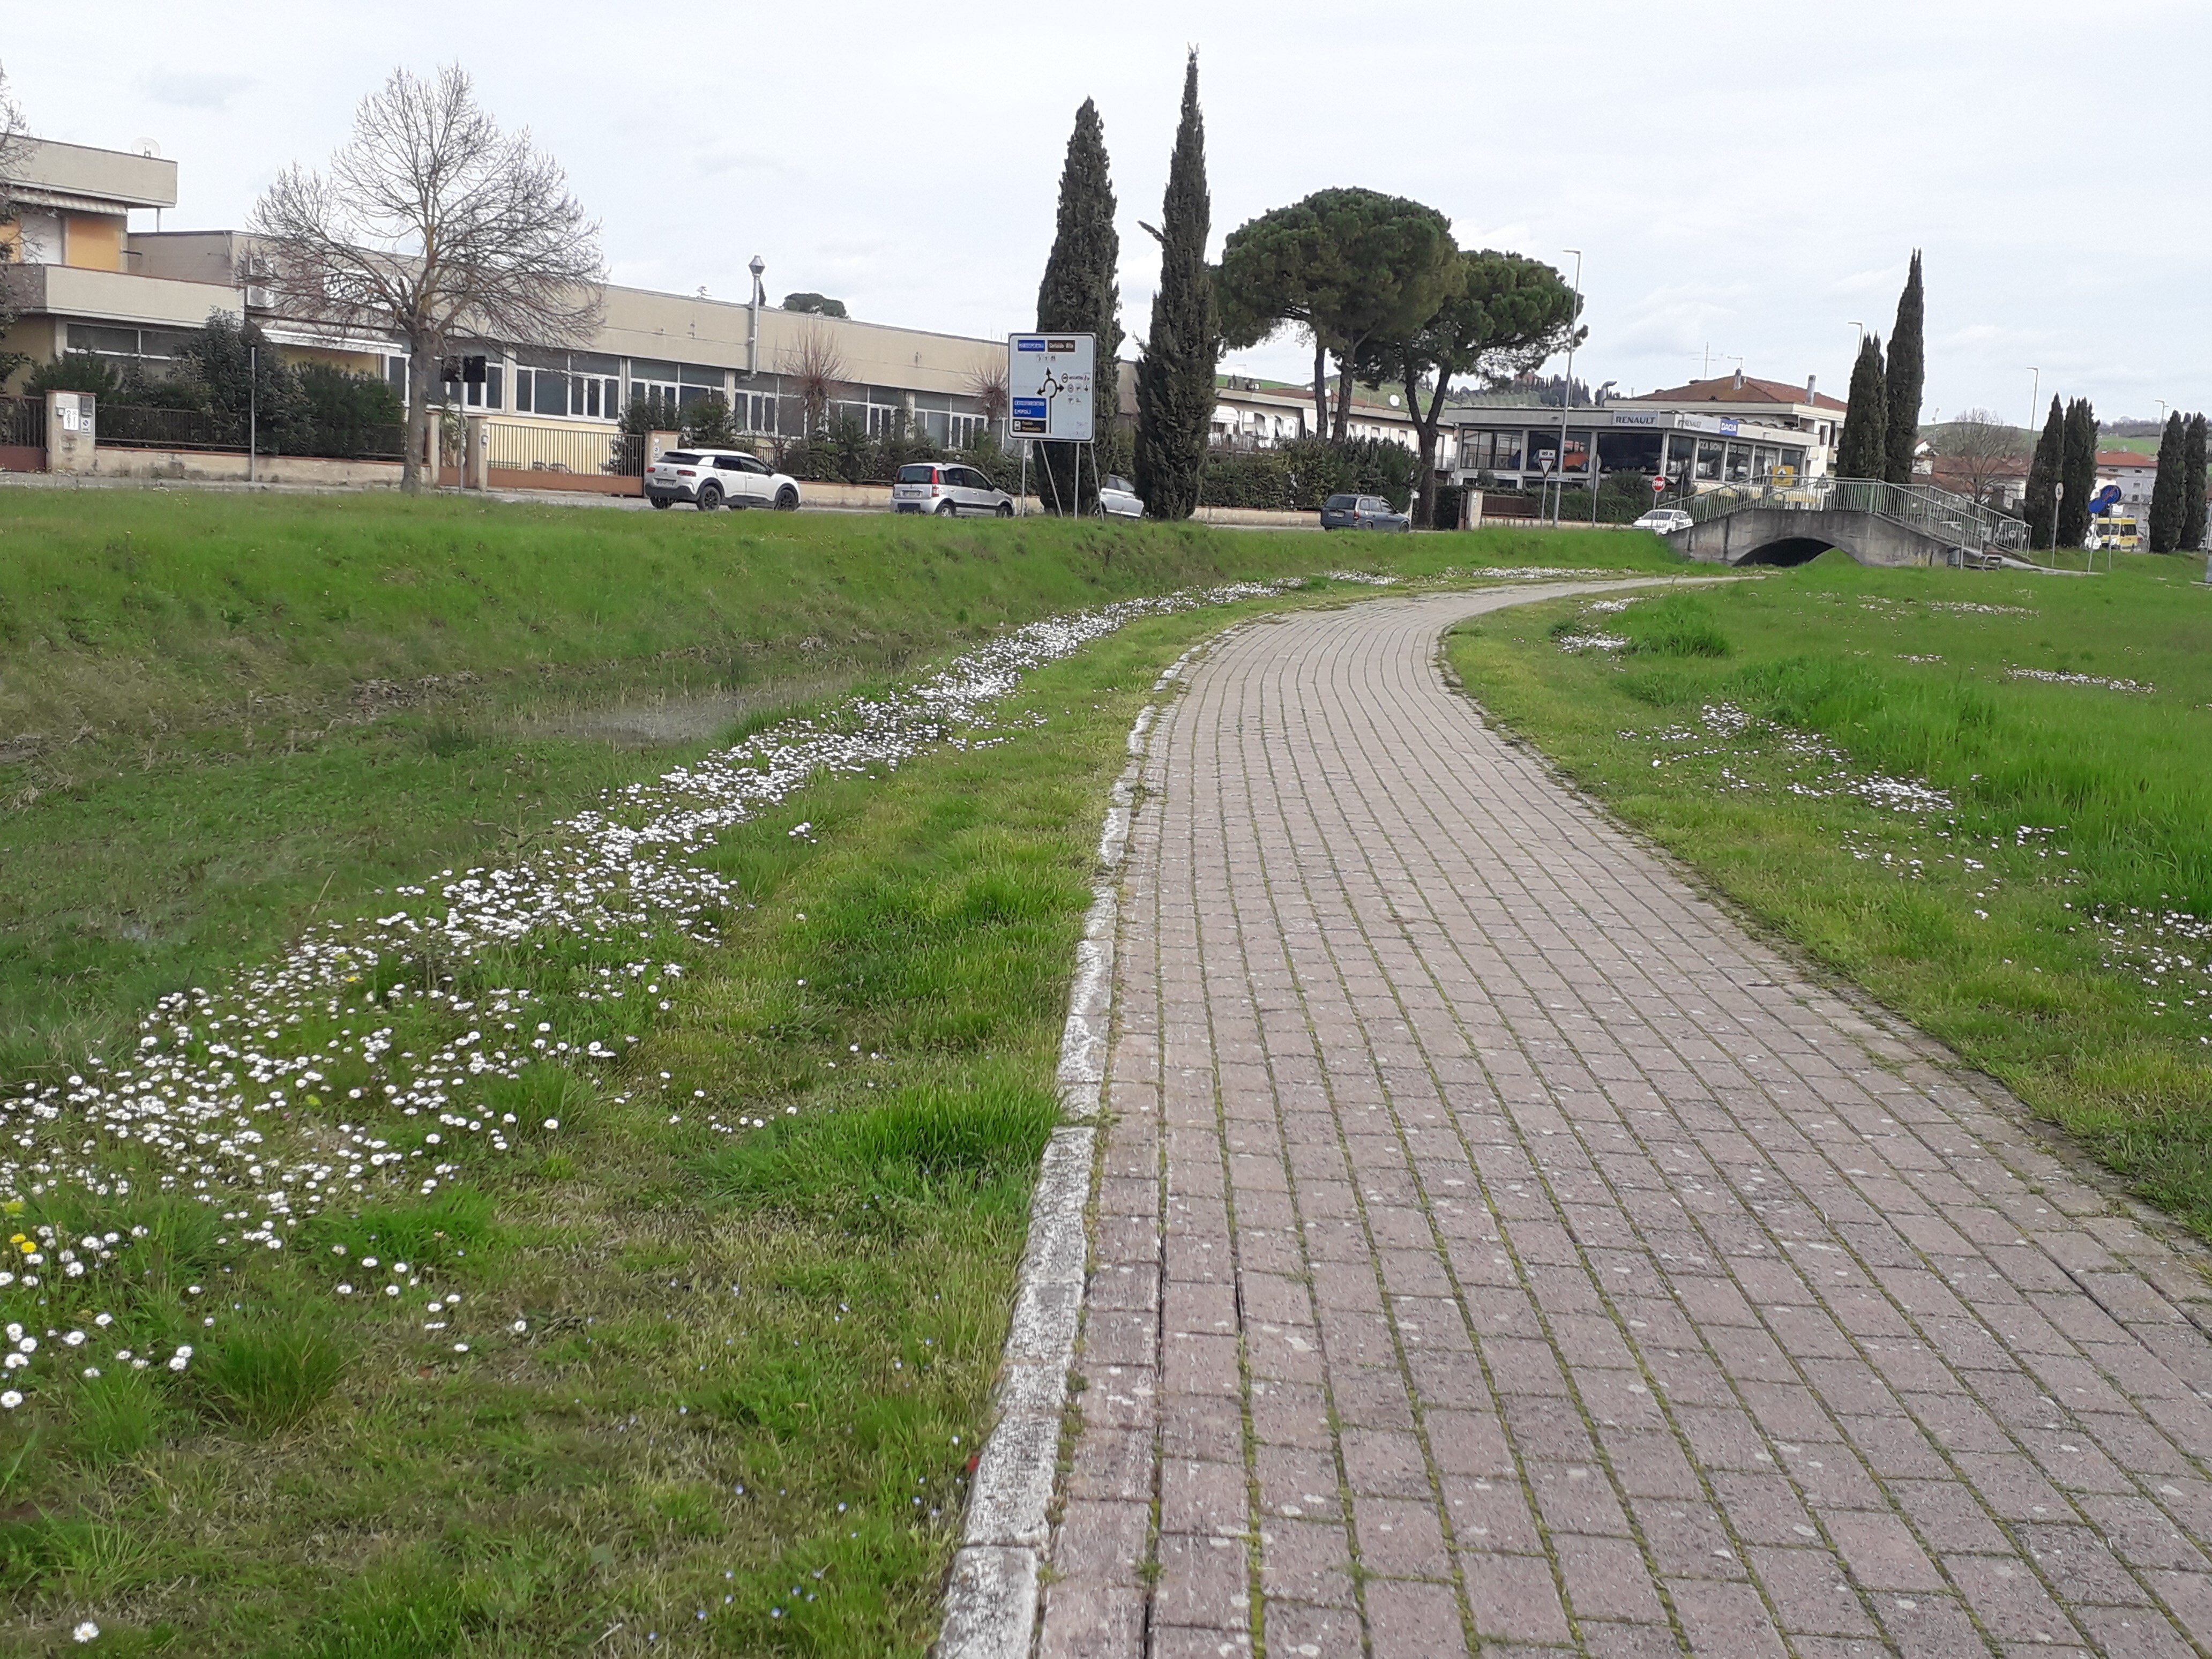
[1665,477,2030,568]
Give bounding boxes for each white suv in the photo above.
[646,449,802,511]
[892,462,1015,517]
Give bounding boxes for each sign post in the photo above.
[1007,333,1099,517]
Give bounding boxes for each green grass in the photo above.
[1446,550,2212,1234]
[0,608,1181,1654]
[0,486,1667,1075]
[0,488,1664,1652]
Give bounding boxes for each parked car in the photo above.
[1099,474,1145,520]
[892,462,1015,517]
[1320,493,1409,533]
[646,449,801,511]
[1632,506,1693,534]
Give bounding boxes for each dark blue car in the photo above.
[1319,492,1410,532]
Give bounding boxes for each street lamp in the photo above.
[2025,367,2040,436]
[1848,321,1865,353]
[1555,249,1583,525]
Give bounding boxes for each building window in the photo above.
[733,391,775,434]
[512,356,622,421]
[442,364,505,410]
[1696,439,1724,481]
[68,323,192,362]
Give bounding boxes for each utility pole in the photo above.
[1555,249,1582,526]
[249,344,258,487]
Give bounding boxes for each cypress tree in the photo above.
[2022,396,2064,551]
[2185,413,2209,551]
[1835,334,1887,480]
[1132,52,1214,522]
[2149,412,2186,554]
[1035,98,1122,515]
[1882,250,1925,487]
[2057,397,2096,549]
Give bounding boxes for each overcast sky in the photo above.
[8,0,2204,425]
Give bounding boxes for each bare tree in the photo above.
[966,358,1010,429]
[1935,407,2027,507]
[249,65,606,491]
[0,64,31,386]
[780,327,848,438]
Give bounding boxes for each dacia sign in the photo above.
[1006,334,1095,442]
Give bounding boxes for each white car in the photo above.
[1099,474,1145,520]
[1633,506,1693,534]
[892,461,1015,517]
[646,449,801,511]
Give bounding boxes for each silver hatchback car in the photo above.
[892,462,1015,517]
[1320,492,1410,532]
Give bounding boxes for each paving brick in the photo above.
[1027,590,2212,1658]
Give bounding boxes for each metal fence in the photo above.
[1684,476,2030,553]
[0,397,40,450]
[485,421,632,477]
[74,403,407,460]
[95,405,238,452]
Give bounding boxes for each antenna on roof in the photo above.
[136,138,162,158]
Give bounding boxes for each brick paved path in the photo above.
[1037,588,2212,1658]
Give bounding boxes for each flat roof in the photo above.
[9,138,178,211]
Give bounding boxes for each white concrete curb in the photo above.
[934,644,1203,1659]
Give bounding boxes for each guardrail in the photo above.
[1684,476,2029,553]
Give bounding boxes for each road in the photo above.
[1037,586,2212,1658]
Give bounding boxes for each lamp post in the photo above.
[2025,367,2039,438]
[1848,320,1865,351]
[1554,249,1582,525]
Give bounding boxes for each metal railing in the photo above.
[0,397,40,450]
[1683,475,2030,553]
[484,421,631,477]
[85,404,406,460]
[95,405,237,452]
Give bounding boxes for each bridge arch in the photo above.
[1733,535,1847,568]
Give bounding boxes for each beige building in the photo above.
[3,134,1013,481]
[1210,375,1446,461]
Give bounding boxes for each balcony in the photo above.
[0,263,245,331]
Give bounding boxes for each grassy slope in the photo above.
[1446,552,2212,1233]
[0,614,1198,1656]
[0,489,1664,1653]
[0,487,1670,1073]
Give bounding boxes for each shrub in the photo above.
[1198,437,1418,512]
[682,391,738,449]
[297,363,404,459]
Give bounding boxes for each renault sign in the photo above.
[1006,333,1095,442]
